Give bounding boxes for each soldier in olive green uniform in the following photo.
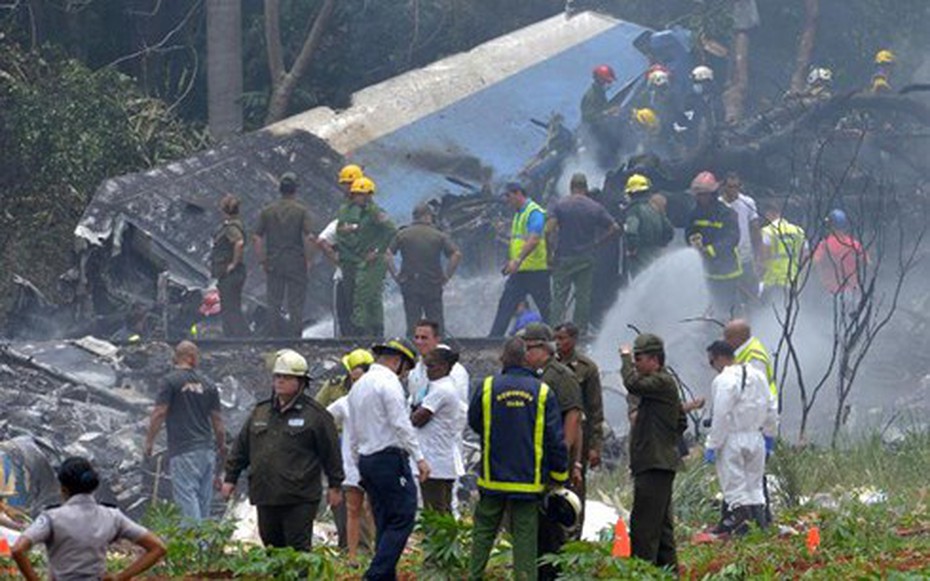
[253,173,315,337]
[554,322,605,537]
[620,334,686,571]
[335,177,396,336]
[386,202,462,335]
[623,174,674,279]
[222,350,344,551]
[211,194,249,336]
[520,323,584,581]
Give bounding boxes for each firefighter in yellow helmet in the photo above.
[872,49,896,93]
[623,174,674,279]
[334,177,396,336]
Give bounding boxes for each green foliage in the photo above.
[0,41,207,317]
[416,509,474,576]
[228,545,338,580]
[141,501,237,576]
[538,540,675,580]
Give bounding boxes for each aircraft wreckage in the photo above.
[3,9,930,524]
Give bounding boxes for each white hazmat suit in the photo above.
[706,363,778,508]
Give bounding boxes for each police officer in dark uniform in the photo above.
[554,322,605,536]
[211,193,248,336]
[222,349,344,551]
[620,333,686,571]
[520,323,584,581]
[253,172,315,337]
[386,202,462,335]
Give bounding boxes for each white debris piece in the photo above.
[582,500,622,542]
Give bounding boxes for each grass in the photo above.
[1,431,928,579]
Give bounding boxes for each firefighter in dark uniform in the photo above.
[253,172,315,337]
[468,337,569,581]
[554,322,604,537]
[685,171,742,317]
[222,349,345,551]
[211,193,249,337]
[519,323,584,581]
[620,333,686,571]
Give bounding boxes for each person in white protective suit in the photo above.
[704,340,778,535]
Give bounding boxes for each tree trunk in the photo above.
[723,30,750,123]
[789,0,820,94]
[206,0,243,139]
[264,0,337,125]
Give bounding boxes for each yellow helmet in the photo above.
[272,349,309,377]
[350,176,376,195]
[342,348,374,373]
[624,173,652,195]
[338,164,364,184]
[632,108,659,131]
[875,49,896,64]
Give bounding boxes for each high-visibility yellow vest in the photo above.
[735,337,777,399]
[509,200,548,272]
[762,218,806,288]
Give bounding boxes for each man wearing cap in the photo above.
[222,349,344,551]
[336,177,397,336]
[253,172,316,337]
[520,323,584,580]
[685,171,742,317]
[386,203,462,336]
[489,183,551,337]
[346,337,429,580]
[547,173,620,334]
[620,334,686,571]
[468,337,569,581]
[623,174,674,279]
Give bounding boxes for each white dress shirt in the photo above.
[721,192,759,264]
[327,396,361,488]
[346,363,424,462]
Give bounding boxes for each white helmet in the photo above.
[543,486,583,529]
[691,65,714,82]
[807,67,833,86]
[272,349,309,377]
[646,64,670,87]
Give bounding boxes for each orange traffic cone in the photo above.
[806,526,821,555]
[611,517,631,558]
[0,536,9,556]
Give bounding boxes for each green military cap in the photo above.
[633,333,664,355]
[518,322,554,344]
[279,172,298,187]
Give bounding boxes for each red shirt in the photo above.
[813,233,866,293]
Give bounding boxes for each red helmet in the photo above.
[688,171,720,194]
[646,64,670,87]
[199,289,222,317]
[593,64,616,84]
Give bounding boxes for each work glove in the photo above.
[703,448,716,465]
[764,436,776,456]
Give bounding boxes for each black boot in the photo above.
[749,504,768,529]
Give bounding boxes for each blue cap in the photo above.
[827,209,848,230]
[501,182,524,197]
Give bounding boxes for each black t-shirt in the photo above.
[156,368,220,457]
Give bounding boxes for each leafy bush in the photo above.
[537,541,675,580]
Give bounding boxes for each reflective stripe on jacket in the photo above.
[469,370,568,497]
[735,337,777,399]
[685,200,742,280]
[762,218,806,287]
[509,200,548,271]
